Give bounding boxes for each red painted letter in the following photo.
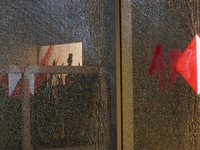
[148,44,165,88]
[169,50,182,85]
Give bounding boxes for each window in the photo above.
[1,1,117,149]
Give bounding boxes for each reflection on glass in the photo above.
[31,73,103,149]
[39,43,82,67]
[1,0,116,149]
[129,0,200,149]
[0,73,22,149]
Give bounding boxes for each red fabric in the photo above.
[10,79,22,98]
[0,74,9,96]
[0,74,33,98]
[34,74,46,95]
[0,46,53,97]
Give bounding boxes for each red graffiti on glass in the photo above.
[148,44,182,88]
[148,44,165,88]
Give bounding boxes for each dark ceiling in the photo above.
[1,0,116,67]
[1,0,88,47]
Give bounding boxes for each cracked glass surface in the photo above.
[130,0,200,149]
[1,0,116,149]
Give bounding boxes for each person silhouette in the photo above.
[67,54,73,66]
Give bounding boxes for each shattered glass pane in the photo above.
[1,0,116,149]
[129,0,200,149]
[31,73,109,149]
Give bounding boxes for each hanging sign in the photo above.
[177,34,200,94]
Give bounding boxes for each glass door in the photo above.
[121,0,200,149]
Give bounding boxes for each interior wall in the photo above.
[0,45,38,66]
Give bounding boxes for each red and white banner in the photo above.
[0,46,52,98]
[0,43,83,98]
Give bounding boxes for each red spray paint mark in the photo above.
[40,45,52,66]
[169,50,182,85]
[55,58,59,66]
[34,45,52,95]
[148,44,165,88]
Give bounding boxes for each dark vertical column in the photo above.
[115,0,122,150]
[22,70,31,150]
